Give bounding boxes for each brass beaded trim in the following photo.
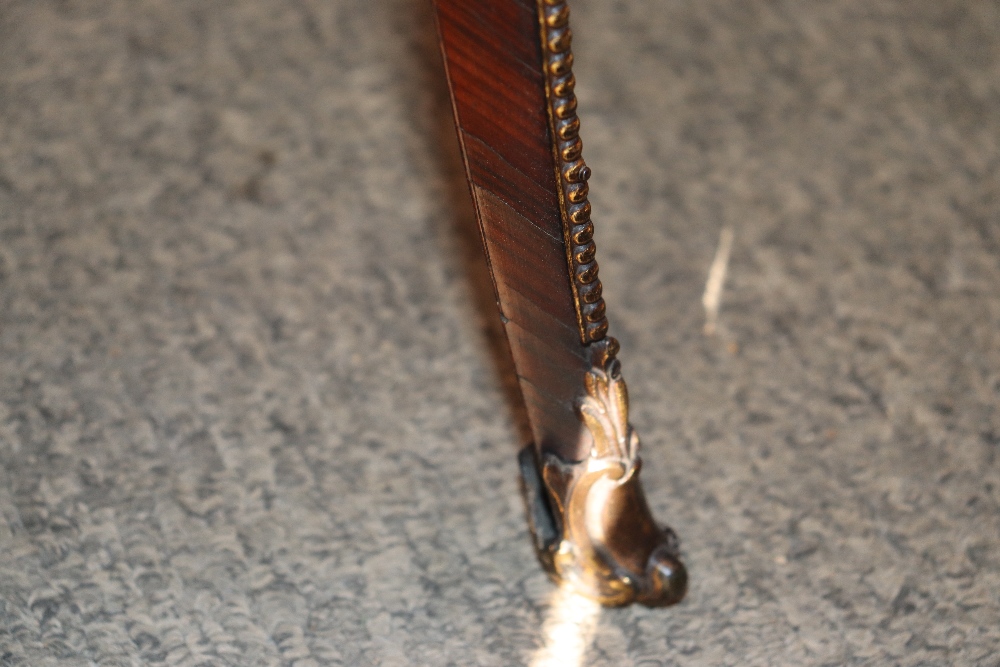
[537,0,609,345]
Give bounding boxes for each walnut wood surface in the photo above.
[434,0,591,461]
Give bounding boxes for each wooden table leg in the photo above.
[434,0,686,607]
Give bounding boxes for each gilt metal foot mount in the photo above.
[520,343,687,607]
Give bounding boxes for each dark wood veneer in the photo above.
[435,0,589,460]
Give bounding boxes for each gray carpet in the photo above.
[1,1,999,665]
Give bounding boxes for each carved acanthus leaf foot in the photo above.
[519,343,687,607]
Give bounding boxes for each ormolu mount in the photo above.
[434,0,686,606]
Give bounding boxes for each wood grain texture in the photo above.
[434,0,591,460]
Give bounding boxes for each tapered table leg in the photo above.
[434,0,686,607]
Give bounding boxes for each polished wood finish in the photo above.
[435,0,590,462]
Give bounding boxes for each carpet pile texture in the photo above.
[1,1,998,664]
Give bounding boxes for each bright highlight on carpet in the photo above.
[530,584,601,667]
